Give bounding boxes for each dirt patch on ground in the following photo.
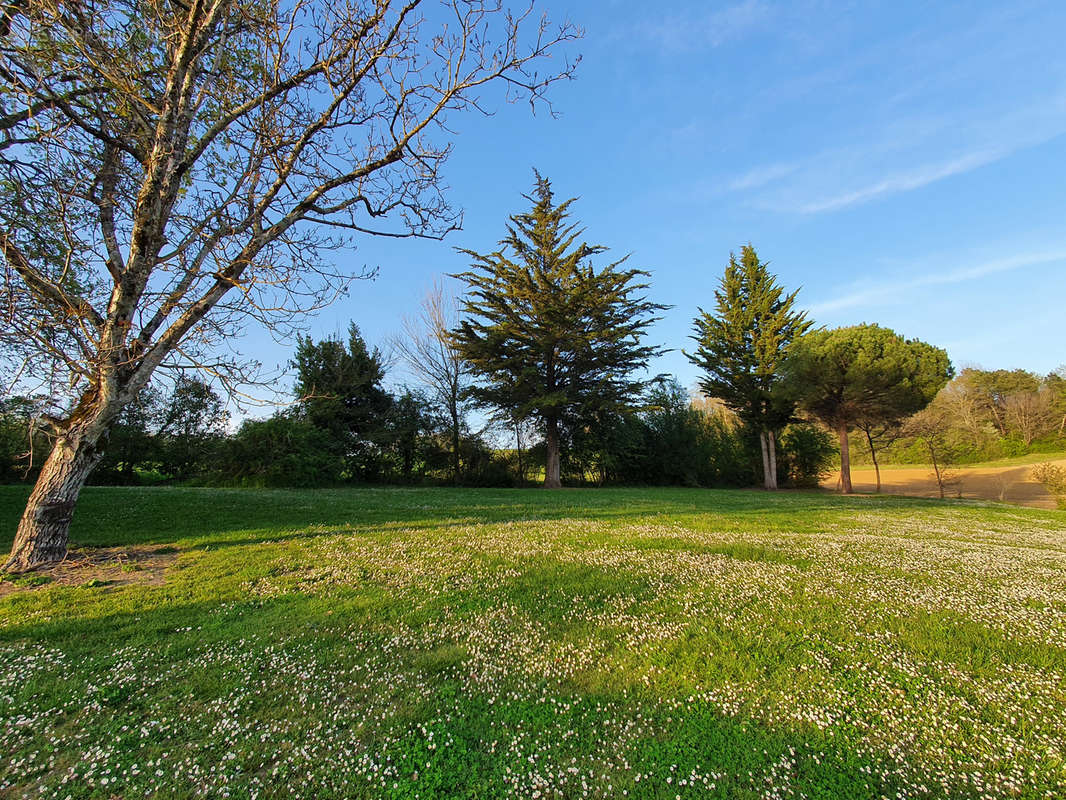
[0,544,178,597]
[821,459,1066,509]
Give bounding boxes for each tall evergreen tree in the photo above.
[452,175,667,488]
[686,246,811,489]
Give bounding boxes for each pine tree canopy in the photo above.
[686,245,811,431]
[784,323,954,429]
[451,174,667,425]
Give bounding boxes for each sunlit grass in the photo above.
[1,485,1064,798]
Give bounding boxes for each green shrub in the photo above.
[778,424,837,487]
[216,415,344,487]
[1031,462,1066,509]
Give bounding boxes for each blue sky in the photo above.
[243,0,1066,403]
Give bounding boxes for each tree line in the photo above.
[6,173,1015,501]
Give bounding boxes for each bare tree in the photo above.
[0,0,579,571]
[1003,389,1056,446]
[391,279,471,482]
[905,402,960,500]
[854,417,903,493]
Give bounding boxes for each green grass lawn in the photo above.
[1,486,1064,799]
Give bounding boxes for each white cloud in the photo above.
[791,148,1002,214]
[809,250,1066,315]
[728,161,800,191]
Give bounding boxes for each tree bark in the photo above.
[514,418,524,485]
[767,429,778,490]
[544,415,562,489]
[837,421,853,494]
[926,439,945,499]
[450,402,461,485]
[759,431,771,489]
[864,427,881,493]
[5,424,106,572]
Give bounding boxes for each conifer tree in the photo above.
[291,324,393,479]
[686,246,811,489]
[452,175,666,488]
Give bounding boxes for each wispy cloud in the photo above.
[728,161,800,192]
[809,250,1066,315]
[792,148,1002,214]
[734,94,1066,214]
[644,0,774,51]
[716,3,1066,216]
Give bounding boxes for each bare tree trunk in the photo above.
[767,429,778,490]
[5,424,106,572]
[544,415,561,489]
[759,431,771,489]
[837,421,853,494]
[926,439,945,499]
[864,427,881,493]
[450,402,461,485]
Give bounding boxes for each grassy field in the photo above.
[0,486,1064,799]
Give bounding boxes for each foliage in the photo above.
[291,325,394,481]
[217,415,343,488]
[562,380,750,487]
[687,245,811,431]
[388,390,434,484]
[91,386,165,485]
[155,377,229,481]
[904,400,963,499]
[1031,462,1066,509]
[777,423,837,487]
[0,396,46,484]
[853,366,1066,466]
[452,174,667,487]
[90,378,227,485]
[686,245,812,489]
[785,323,953,492]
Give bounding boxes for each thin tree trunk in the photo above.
[5,426,105,572]
[926,440,945,499]
[837,421,853,494]
[864,427,881,493]
[759,431,771,489]
[514,418,524,485]
[544,415,561,489]
[450,404,461,485]
[767,429,778,490]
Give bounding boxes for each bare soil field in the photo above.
[821,459,1066,508]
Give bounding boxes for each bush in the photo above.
[1031,462,1066,509]
[216,416,344,487]
[778,424,836,487]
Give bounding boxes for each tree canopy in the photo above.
[785,323,953,493]
[451,174,666,488]
[292,325,393,480]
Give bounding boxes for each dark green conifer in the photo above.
[686,246,811,489]
[452,174,666,488]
